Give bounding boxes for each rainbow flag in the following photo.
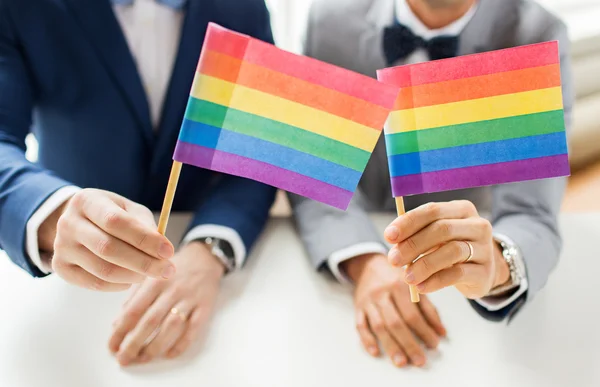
[173,23,399,210]
[376,41,570,197]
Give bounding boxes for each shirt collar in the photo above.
[395,0,478,40]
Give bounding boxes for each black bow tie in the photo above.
[383,23,459,65]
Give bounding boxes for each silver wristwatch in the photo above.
[487,237,523,297]
[200,237,236,273]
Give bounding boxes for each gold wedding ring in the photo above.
[463,241,474,263]
[170,307,188,322]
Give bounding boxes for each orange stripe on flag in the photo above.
[198,50,390,129]
[395,64,562,110]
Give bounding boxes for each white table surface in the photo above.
[1,213,599,387]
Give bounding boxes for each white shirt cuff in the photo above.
[474,233,529,312]
[327,242,389,285]
[26,186,81,273]
[181,225,246,271]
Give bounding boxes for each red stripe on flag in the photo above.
[378,41,559,88]
[202,22,250,60]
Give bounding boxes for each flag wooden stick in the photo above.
[158,161,183,236]
[395,197,420,303]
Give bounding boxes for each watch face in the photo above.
[219,240,235,260]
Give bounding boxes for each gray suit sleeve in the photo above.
[288,190,385,269]
[492,20,574,299]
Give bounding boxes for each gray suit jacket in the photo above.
[290,0,573,315]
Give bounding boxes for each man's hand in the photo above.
[108,241,225,366]
[43,189,175,291]
[342,253,446,368]
[384,201,510,299]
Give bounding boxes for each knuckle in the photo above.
[51,258,67,273]
[137,231,150,249]
[435,220,452,237]
[96,237,115,256]
[371,322,385,334]
[419,256,432,275]
[405,237,419,254]
[387,317,404,330]
[122,344,140,358]
[56,215,71,234]
[99,262,115,280]
[140,257,153,275]
[70,191,89,210]
[404,312,420,327]
[479,219,493,236]
[454,265,466,281]
[403,211,417,228]
[103,211,123,229]
[169,284,187,299]
[166,316,183,330]
[91,277,107,291]
[53,236,68,252]
[355,321,367,331]
[460,200,477,215]
[146,315,162,328]
[124,309,143,321]
[424,202,441,218]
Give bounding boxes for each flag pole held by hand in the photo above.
[395,197,420,303]
[158,161,182,236]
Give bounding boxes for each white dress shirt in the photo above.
[327,0,528,312]
[26,0,245,273]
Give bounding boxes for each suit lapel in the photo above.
[152,0,210,169]
[63,0,153,144]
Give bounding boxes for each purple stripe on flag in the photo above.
[391,155,570,197]
[174,141,354,210]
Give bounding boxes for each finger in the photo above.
[77,219,176,279]
[377,296,426,367]
[53,260,130,292]
[72,244,145,284]
[417,263,484,296]
[80,194,174,260]
[404,241,472,285]
[116,293,173,366]
[389,218,488,267]
[126,202,158,229]
[109,282,161,354]
[122,284,141,310]
[139,302,191,362]
[364,303,407,368]
[384,201,478,244]
[391,290,439,350]
[418,295,447,337]
[165,307,212,359]
[355,309,380,357]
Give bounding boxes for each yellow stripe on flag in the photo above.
[191,74,381,151]
[386,87,564,133]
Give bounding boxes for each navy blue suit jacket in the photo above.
[0,0,277,276]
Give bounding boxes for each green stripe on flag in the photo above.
[385,110,565,156]
[185,97,372,172]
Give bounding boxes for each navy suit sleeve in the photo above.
[187,0,277,256]
[0,3,71,276]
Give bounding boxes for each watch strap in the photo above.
[200,237,236,273]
